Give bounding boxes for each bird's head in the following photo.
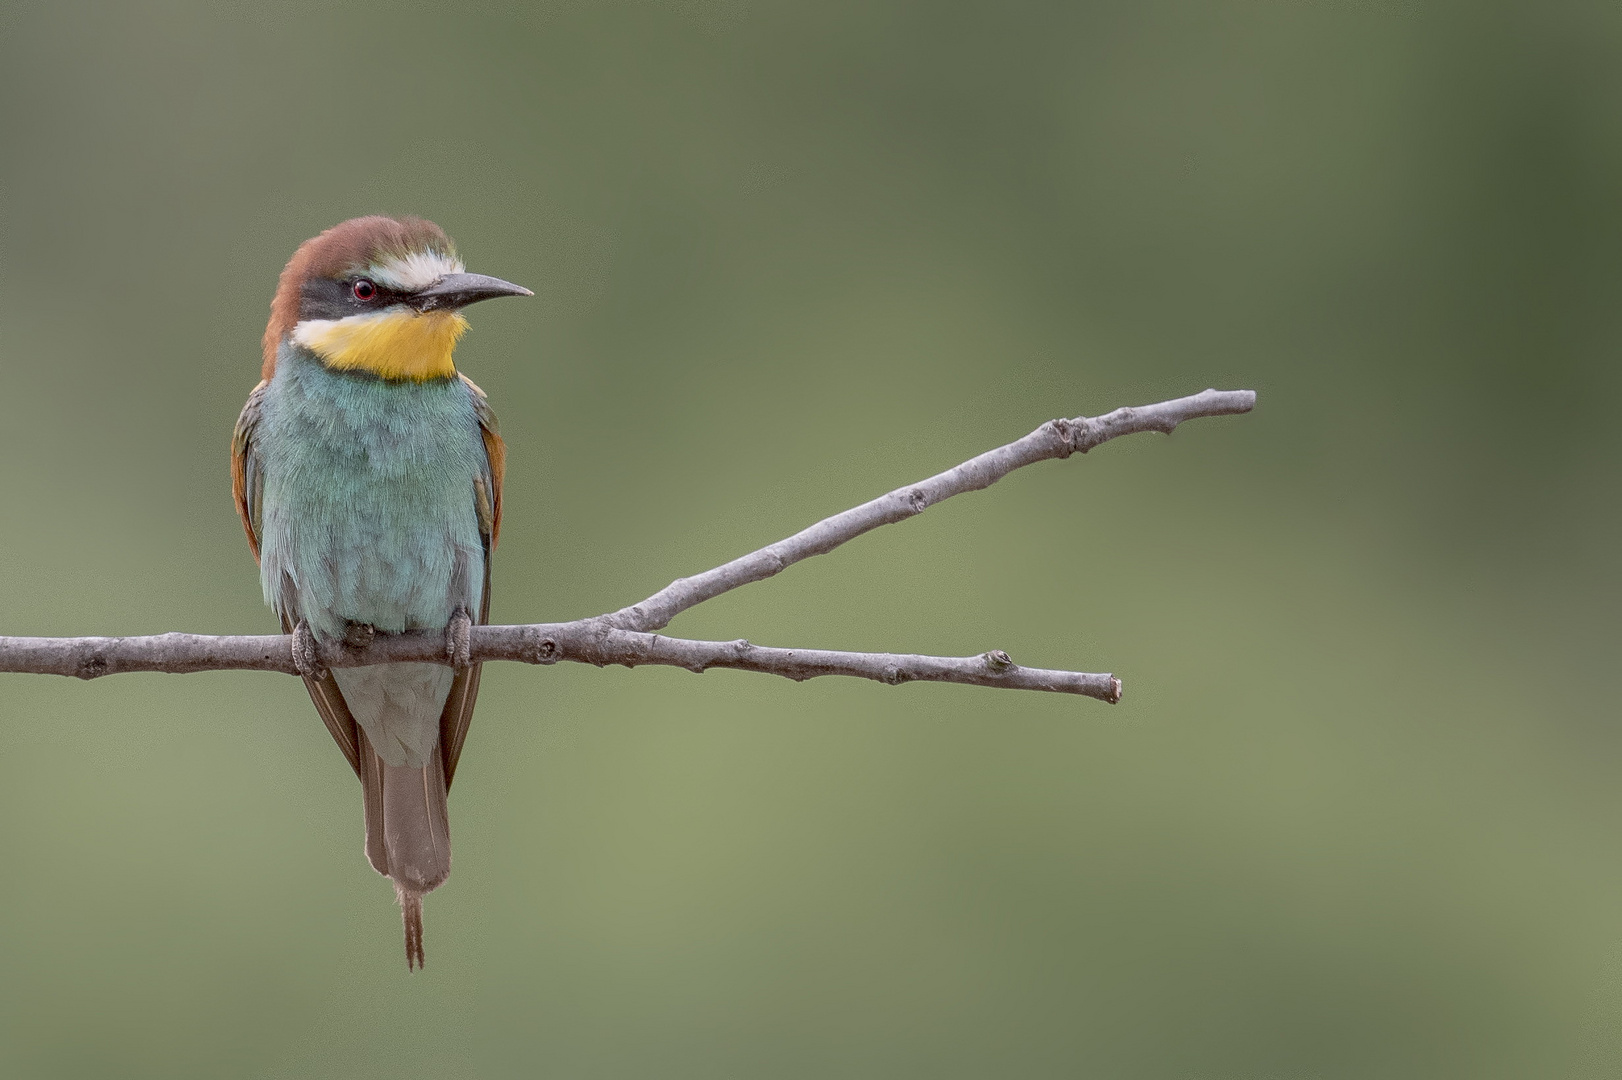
[262,215,531,382]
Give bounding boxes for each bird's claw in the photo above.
[446,608,472,669]
[291,620,325,679]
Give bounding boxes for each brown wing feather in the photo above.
[230,381,269,563]
[439,374,505,789]
[279,611,363,777]
[460,373,505,545]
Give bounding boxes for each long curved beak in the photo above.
[410,272,533,313]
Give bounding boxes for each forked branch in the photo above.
[0,388,1256,703]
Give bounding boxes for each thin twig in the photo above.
[605,388,1255,632]
[0,389,1256,702]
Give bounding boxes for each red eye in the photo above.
[353,279,376,301]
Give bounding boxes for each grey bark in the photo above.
[0,389,1255,703]
[0,625,1123,702]
[604,388,1256,632]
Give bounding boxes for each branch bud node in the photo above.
[1049,418,1075,457]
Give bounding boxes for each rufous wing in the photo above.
[230,381,269,563]
[439,373,505,789]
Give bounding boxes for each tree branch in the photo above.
[605,388,1256,632]
[0,389,1255,703]
[0,625,1123,702]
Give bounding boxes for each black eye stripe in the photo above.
[297,276,409,322]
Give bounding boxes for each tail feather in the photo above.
[357,726,451,970]
[396,884,426,971]
[358,729,389,878]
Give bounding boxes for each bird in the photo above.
[231,216,530,969]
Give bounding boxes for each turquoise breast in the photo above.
[256,343,487,640]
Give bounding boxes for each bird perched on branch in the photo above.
[231,216,530,969]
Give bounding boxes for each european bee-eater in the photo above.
[231,216,530,969]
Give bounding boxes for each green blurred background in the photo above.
[1,1,1619,1076]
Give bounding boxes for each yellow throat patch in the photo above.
[294,309,468,381]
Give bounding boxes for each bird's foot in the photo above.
[446,607,472,669]
[291,620,325,679]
